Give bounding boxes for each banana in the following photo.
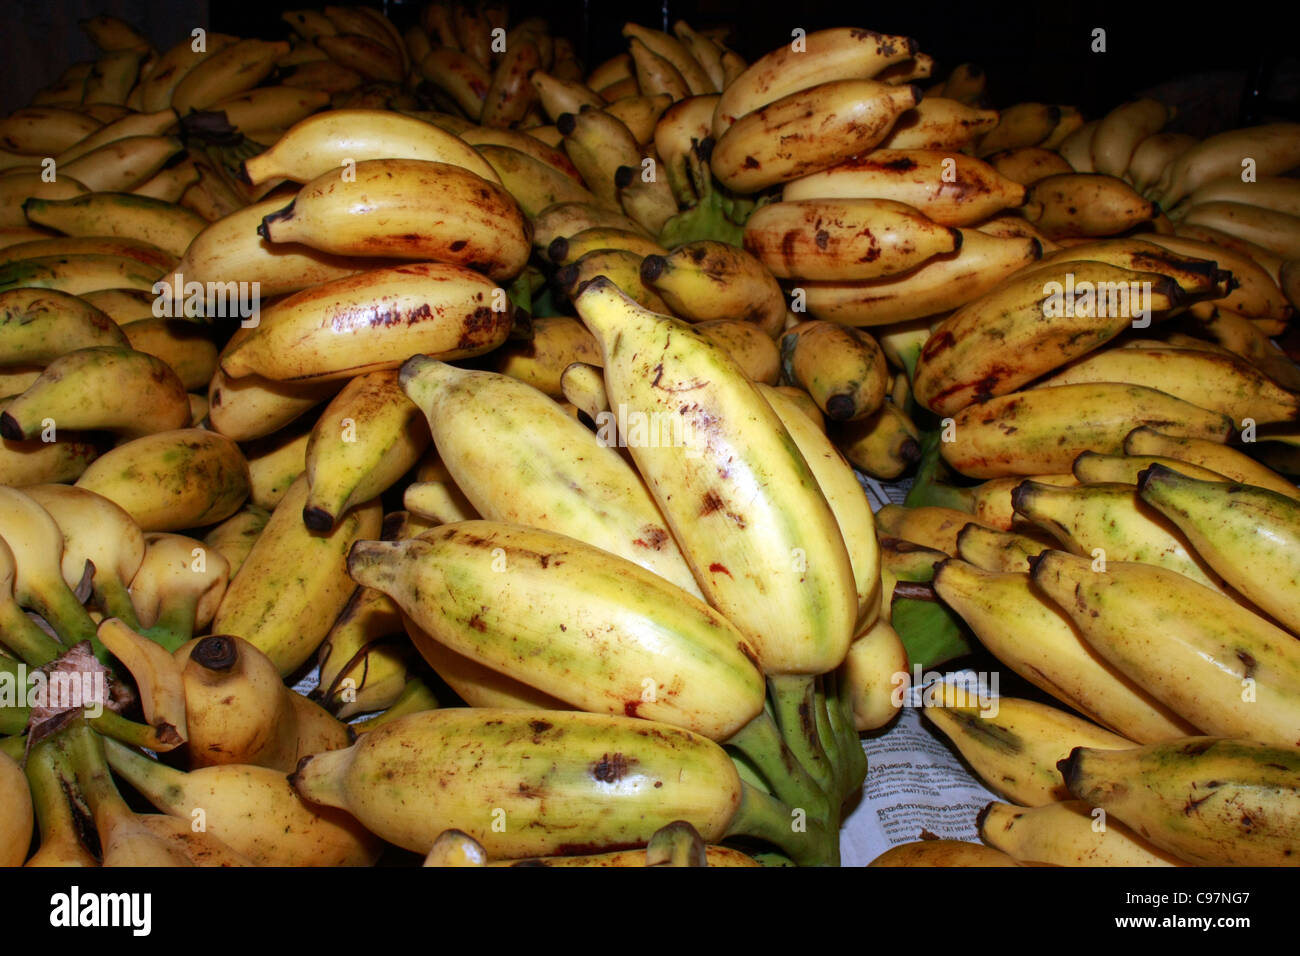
[0,750,32,866]
[0,420,103,488]
[1180,201,1300,260]
[97,617,188,748]
[1029,237,1229,296]
[220,261,512,383]
[954,523,1048,572]
[0,252,161,296]
[531,71,604,121]
[560,361,610,424]
[282,59,362,95]
[615,93,672,144]
[23,192,206,259]
[555,107,641,209]
[639,241,786,337]
[979,799,1184,866]
[0,346,189,440]
[783,150,1025,226]
[624,24,713,96]
[962,473,1078,531]
[0,106,102,155]
[695,320,780,384]
[876,97,998,151]
[653,94,718,204]
[170,195,381,300]
[0,173,90,228]
[1038,346,1298,424]
[1056,119,1099,172]
[1034,550,1300,747]
[1062,737,1300,865]
[325,6,405,70]
[924,693,1132,806]
[303,370,430,531]
[400,357,701,593]
[1021,172,1157,238]
[1072,451,1227,485]
[932,559,1197,742]
[975,103,1061,156]
[712,80,920,194]
[418,48,491,120]
[1179,174,1300,219]
[205,86,327,132]
[241,108,499,185]
[316,34,401,84]
[213,474,380,676]
[0,236,174,273]
[53,108,179,166]
[171,39,288,114]
[744,198,961,281]
[202,505,268,578]
[779,321,888,422]
[139,34,240,112]
[1012,479,1226,591]
[493,315,602,397]
[1153,122,1300,209]
[25,483,143,626]
[291,708,836,865]
[798,228,1042,327]
[624,37,686,101]
[1139,233,1292,319]
[479,39,540,128]
[1125,426,1300,499]
[574,277,856,676]
[75,427,249,532]
[56,135,181,193]
[547,226,666,265]
[352,521,762,740]
[1138,463,1300,628]
[477,143,597,216]
[869,840,1017,867]
[1175,222,1284,284]
[1124,131,1196,193]
[103,735,380,866]
[914,264,1182,416]
[615,162,677,235]
[839,617,907,731]
[588,53,634,92]
[1090,99,1170,179]
[80,15,150,52]
[0,288,126,364]
[554,248,668,312]
[244,424,309,510]
[712,28,916,135]
[531,200,650,252]
[459,126,584,184]
[23,729,101,866]
[671,23,724,90]
[973,212,1060,250]
[833,402,920,479]
[876,504,1007,555]
[82,49,145,106]
[119,319,216,391]
[1039,106,1085,150]
[941,384,1233,478]
[759,382,881,628]
[0,485,103,652]
[258,160,529,281]
[208,365,340,442]
[984,146,1074,186]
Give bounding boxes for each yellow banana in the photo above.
[640,240,786,337]
[258,159,529,281]
[479,39,540,128]
[0,750,31,866]
[941,384,1233,478]
[783,149,1025,226]
[985,146,1075,186]
[303,370,430,530]
[1153,122,1300,209]
[869,840,1017,867]
[1090,98,1170,178]
[1125,131,1196,193]
[779,320,888,422]
[833,401,920,479]
[554,247,668,312]
[530,70,604,121]
[975,102,1061,156]
[1140,233,1292,319]
[1034,550,1300,747]
[138,33,240,112]
[672,22,725,90]
[798,227,1042,327]
[624,24,714,96]
[1062,737,1300,865]
[530,200,650,252]
[75,427,249,532]
[712,80,920,194]
[573,277,856,676]
[932,558,1198,742]
[961,473,1077,531]
[1125,426,1300,499]
[0,288,126,363]
[220,261,512,383]
[477,143,597,216]
[244,424,309,510]
[979,800,1185,866]
[1071,451,1227,485]
[493,315,602,397]
[1022,172,1157,238]
[696,320,780,384]
[712,28,917,135]
[653,93,718,204]
[418,47,490,120]
[547,226,666,265]
[877,97,998,151]
[170,39,288,113]
[0,106,102,155]
[954,523,1048,572]
[201,505,268,578]
[81,49,145,106]
[22,192,206,259]
[555,106,641,209]
[1180,200,1300,260]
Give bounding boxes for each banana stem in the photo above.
[24,732,96,865]
[726,710,831,822]
[102,735,182,804]
[141,595,198,653]
[826,671,868,798]
[728,752,771,794]
[26,583,103,660]
[725,781,839,867]
[0,600,65,665]
[89,708,171,751]
[812,675,847,804]
[95,577,140,631]
[768,674,837,807]
[61,721,134,833]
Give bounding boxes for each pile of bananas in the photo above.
[1,1,1299,868]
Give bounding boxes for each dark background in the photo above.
[3,0,1297,128]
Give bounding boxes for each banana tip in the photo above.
[640,254,666,283]
[302,505,336,533]
[1056,748,1083,794]
[555,112,576,136]
[547,236,569,264]
[0,412,23,441]
[191,635,238,671]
